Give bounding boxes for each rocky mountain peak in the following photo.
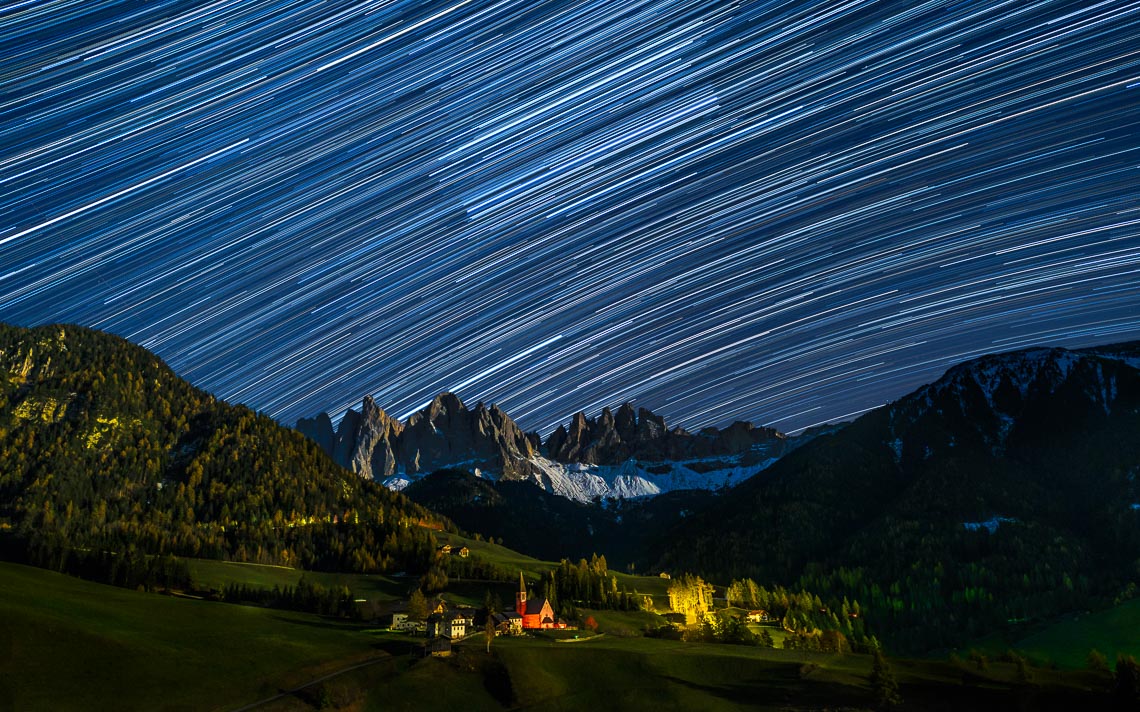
[884,344,1140,463]
[301,392,541,483]
[408,391,466,428]
[636,407,667,440]
[615,402,637,441]
[326,395,404,480]
[295,411,335,454]
[544,402,788,466]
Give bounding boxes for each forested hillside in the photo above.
[654,344,1140,652]
[403,468,719,567]
[0,323,443,575]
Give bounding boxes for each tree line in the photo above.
[222,576,359,618]
[539,554,641,618]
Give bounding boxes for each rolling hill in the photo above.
[0,322,444,577]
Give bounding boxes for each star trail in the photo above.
[2,0,1139,436]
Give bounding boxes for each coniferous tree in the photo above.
[869,649,902,710]
[1114,655,1140,711]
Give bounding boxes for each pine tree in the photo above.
[1114,655,1140,710]
[869,649,902,710]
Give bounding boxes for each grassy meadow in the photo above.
[364,633,1111,712]
[965,596,1140,669]
[0,562,385,711]
[1,559,1118,711]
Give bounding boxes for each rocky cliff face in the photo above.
[400,393,537,478]
[299,394,812,500]
[545,402,790,465]
[302,392,541,482]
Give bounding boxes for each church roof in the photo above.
[524,598,551,616]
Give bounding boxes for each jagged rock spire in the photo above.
[543,402,786,465]
[300,392,541,482]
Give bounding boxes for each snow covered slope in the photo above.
[381,452,785,503]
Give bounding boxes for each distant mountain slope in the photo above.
[402,468,717,566]
[0,323,442,574]
[653,342,1140,651]
[298,394,821,501]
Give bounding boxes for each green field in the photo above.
[1,562,1116,711]
[436,532,554,579]
[188,556,507,609]
[577,607,666,637]
[967,597,1140,669]
[0,562,387,711]
[365,633,1110,711]
[187,558,412,601]
[184,531,674,617]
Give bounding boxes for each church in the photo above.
[516,572,558,629]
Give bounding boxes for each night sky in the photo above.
[2,0,1139,436]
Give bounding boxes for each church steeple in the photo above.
[516,571,527,615]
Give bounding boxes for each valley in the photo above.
[0,548,1125,711]
[4,323,1140,709]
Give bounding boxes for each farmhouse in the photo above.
[426,610,473,639]
[491,610,524,636]
[390,610,426,633]
[746,610,771,622]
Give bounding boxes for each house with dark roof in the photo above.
[490,611,524,636]
[426,610,472,639]
[416,637,451,657]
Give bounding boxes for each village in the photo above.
[377,541,796,660]
[386,569,573,657]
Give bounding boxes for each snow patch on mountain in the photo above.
[889,438,903,462]
[962,516,1018,533]
[1085,348,1140,370]
[526,454,788,502]
[919,348,1082,411]
[383,475,413,491]
[379,452,784,503]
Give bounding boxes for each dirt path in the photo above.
[228,653,391,712]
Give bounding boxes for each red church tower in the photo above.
[515,571,527,616]
[516,571,556,629]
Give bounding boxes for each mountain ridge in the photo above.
[297,391,813,501]
[644,340,1140,651]
[298,340,1140,505]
